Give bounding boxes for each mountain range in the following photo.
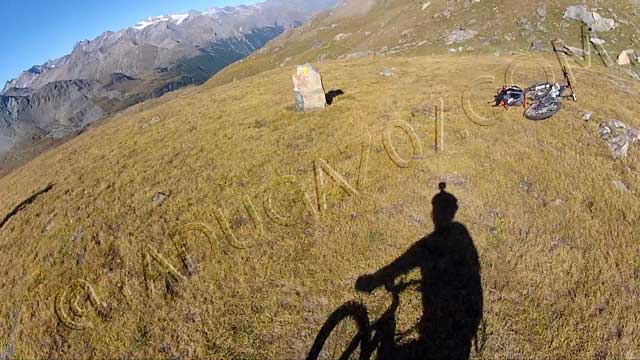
[0,0,337,171]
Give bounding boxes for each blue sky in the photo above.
[0,0,259,85]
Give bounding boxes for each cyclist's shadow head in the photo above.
[431,182,458,230]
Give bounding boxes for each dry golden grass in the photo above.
[0,55,639,359]
[211,0,640,88]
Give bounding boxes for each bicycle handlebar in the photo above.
[383,279,421,294]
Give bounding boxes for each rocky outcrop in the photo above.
[0,79,110,156]
[598,119,640,159]
[563,5,616,32]
[445,28,478,45]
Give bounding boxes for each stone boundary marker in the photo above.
[293,63,327,111]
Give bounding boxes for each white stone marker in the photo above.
[292,64,327,111]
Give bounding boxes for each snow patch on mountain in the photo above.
[133,13,190,30]
[170,13,190,25]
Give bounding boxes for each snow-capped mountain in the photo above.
[132,5,263,30]
[1,0,337,171]
[2,0,337,93]
[133,14,191,30]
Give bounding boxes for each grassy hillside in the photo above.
[210,0,640,86]
[0,54,639,359]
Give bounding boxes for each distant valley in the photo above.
[0,0,337,174]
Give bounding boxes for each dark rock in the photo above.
[593,346,609,360]
[184,309,201,323]
[231,215,250,229]
[165,276,179,297]
[608,324,623,340]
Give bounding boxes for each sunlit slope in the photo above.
[0,55,639,359]
[210,0,640,87]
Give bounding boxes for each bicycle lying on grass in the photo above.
[306,280,422,360]
[494,68,577,121]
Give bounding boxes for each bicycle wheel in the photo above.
[306,301,371,360]
[524,101,561,121]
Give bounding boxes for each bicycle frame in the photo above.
[360,281,420,359]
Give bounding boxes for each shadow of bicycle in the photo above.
[307,183,484,360]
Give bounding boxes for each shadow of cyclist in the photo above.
[356,182,483,360]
